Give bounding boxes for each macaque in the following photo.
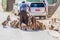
[7,15,11,21]
[2,20,8,28]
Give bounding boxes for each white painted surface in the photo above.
[21,30,59,40]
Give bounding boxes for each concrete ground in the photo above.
[0,11,60,40]
[0,1,60,40]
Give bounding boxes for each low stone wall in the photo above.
[48,0,60,18]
